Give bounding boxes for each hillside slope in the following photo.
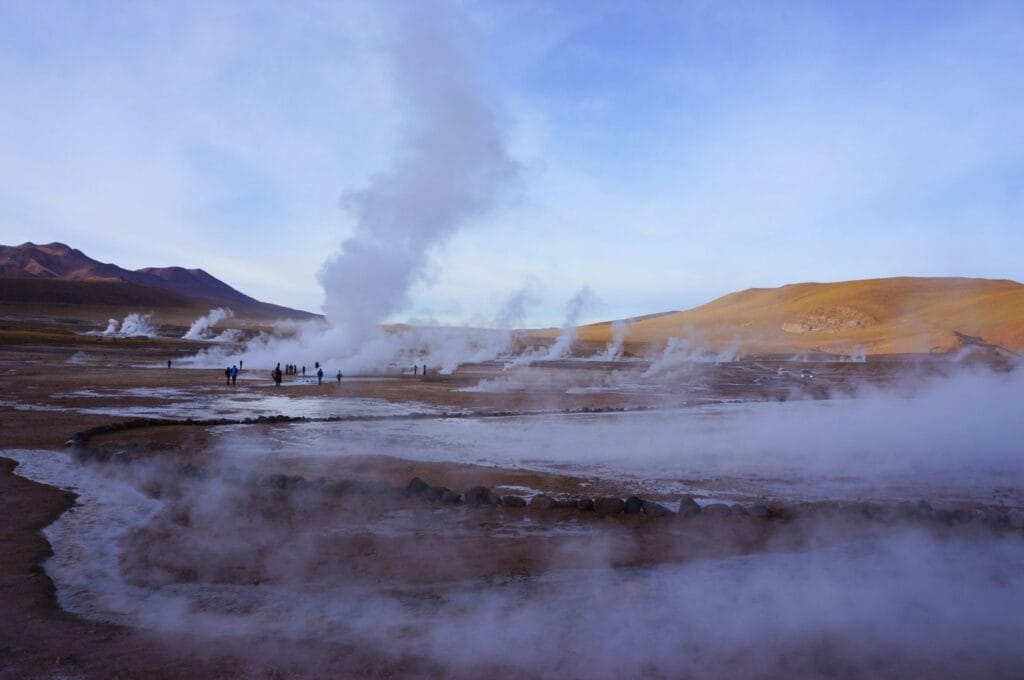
[578,277,1024,355]
[0,242,315,320]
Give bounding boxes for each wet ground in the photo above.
[2,339,1023,678]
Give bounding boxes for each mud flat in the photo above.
[2,334,1023,678]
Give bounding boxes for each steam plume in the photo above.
[317,2,518,351]
[544,286,597,360]
[182,308,234,341]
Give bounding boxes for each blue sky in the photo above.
[2,0,1022,325]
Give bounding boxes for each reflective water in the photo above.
[210,398,1024,505]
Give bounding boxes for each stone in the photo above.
[702,503,732,518]
[465,486,500,506]
[440,489,463,504]
[405,477,430,497]
[624,496,645,515]
[1006,509,1024,530]
[747,505,772,518]
[677,496,702,518]
[502,495,527,508]
[260,473,288,489]
[730,504,749,516]
[577,498,594,511]
[530,495,557,510]
[593,497,625,515]
[422,486,446,502]
[944,509,973,524]
[641,500,673,518]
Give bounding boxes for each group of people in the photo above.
[223,364,240,385]
[270,361,342,386]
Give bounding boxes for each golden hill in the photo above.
[576,277,1024,356]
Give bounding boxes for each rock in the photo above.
[702,503,732,518]
[260,473,288,489]
[465,486,500,506]
[730,504,749,516]
[440,489,463,504]
[624,496,645,515]
[406,477,430,497]
[677,496,702,518]
[1007,509,1024,530]
[593,497,625,515]
[502,495,527,508]
[554,497,578,509]
[641,500,673,518]
[978,508,1008,527]
[577,497,594,511]
[530,495,557,510]
[422,486,446,502]
[747,505,772,518]
[944,509,973,524]
[177,463,205,479]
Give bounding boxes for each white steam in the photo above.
[643,336,741,377]
[316,2,518,351]
[91,313,158,338]
[543,286,597,360]
[182,308,234,341]
[600,320,629,360]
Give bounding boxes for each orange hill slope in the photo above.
[578,277,1024,355]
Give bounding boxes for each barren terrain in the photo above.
[1,310,1022,679]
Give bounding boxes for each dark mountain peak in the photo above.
[0,241,313,319]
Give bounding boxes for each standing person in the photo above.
[302,365,306,377]
[273,362,283,386]
[230,364,238,386]
[422,364,427,376]
[317,367,324,385]
[167,359,172,369]
[224,366,231,385]
[413,365,418,376]
[336,370,342,384]
[239,360,243,371]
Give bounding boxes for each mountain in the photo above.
[576,277,1024,356]
[0,242,315,319]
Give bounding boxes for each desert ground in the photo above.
[2,314,1023,679]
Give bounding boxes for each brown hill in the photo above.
[577,277,1024,356]
[0,242,315,320]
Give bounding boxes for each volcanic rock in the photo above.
[405,477,430,497]
[641,500,673,518]
[747,505,772,518]
[440,488,463,504]
[593,497,625,515]
[530,495,557,510]
[502,495,527,508]
[702,503,732,518]
[624,496,644,515]
[677,496,701,518]
[465,486,501,506]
